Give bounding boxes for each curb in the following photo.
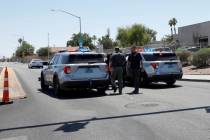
[179,79,210,82]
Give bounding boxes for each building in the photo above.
[50,46,79,54]
[178,21,210,47]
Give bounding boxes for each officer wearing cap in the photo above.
[109,47,126,94]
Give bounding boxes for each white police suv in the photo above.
[40,48,109,95]
[126,48,183,86]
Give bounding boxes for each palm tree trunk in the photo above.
[174,26,176,35]
[171,27,173,36]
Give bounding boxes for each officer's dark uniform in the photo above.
[110,51,126,94]
[128,52,142,94]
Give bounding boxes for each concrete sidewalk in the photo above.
[181,75,210,82]
[0,67,26,101]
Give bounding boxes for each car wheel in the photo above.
[166,80,176,86]
[141,79,150,87]
[97,87,107,95]
[53,76,62,96]
[41,74,49,91]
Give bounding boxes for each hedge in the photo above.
[176,50,191,66]
[191,48,210,68]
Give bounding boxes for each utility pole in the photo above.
[48,33,50,60]
[51,9,83,48]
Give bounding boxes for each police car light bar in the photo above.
[137,48,156,53]
[144,48,156,52]
[79,47,90,52]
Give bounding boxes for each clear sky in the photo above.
[0,0,210,57]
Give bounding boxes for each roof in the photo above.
[58,51,105,55]
[50,47,79,53]
[179,21,210,29]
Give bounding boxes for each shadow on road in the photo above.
[0,105,209,133]
[206,107,210,113]
[125,81,182,90]
[54,121,89,133]
[143,83,182,89]
[37,88,106,100]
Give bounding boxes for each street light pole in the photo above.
[51,9,82,47]
[79,17,81,35]
[47,33,50,60]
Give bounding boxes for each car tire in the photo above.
[97,87,107,95]
[141,79,150,87]
[53,76,62,96]
[41,74,49,91]
[166,80,176,86]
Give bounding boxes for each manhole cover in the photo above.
[125,102,160,109]
[141,103,159,107]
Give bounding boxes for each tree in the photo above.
[168,19,173,36]
[172,18,178,35]
[161,34,173,44]
[116,24,157,47]
[66,33,94,49]
[146,28,157,41]
[98,28,118,49]
[36,47,50,57]
[15,41,34,57]
[116,27,129,47]
[18,38,23,46]
[98,36,115,49]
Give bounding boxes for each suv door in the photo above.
[45,55,60,84]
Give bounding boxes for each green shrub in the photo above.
[191,48,210,68]
[176,50,191,66]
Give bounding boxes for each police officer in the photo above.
[128,46,142,94]
[109,47,126,94]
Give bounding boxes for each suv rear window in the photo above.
[62,54,105,64]
[142,53,178,61]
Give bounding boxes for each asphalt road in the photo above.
[0,62,210,140]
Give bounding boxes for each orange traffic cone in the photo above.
[1,67,12,104]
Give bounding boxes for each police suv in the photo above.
[126,48,183,86]
[40,48,109,95]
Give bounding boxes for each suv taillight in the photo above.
[64,66,71,74]
[151,63,158,69]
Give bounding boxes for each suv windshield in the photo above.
[62,54,105,64]
[142,53,178,61]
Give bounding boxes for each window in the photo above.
[49,56,55,65]
[53,55,60,65]
[61,54,105,64]
[142,53,178,61]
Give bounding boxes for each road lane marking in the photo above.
[0,136,28,140]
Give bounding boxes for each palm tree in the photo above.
[172,18,178,35]
[168,20,173,36]
[18,38,23,46]
[92,35,97,47]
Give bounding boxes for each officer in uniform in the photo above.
[109,47,126,94]
[128,46,142,94]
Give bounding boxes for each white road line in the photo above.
[0,136,28,140]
